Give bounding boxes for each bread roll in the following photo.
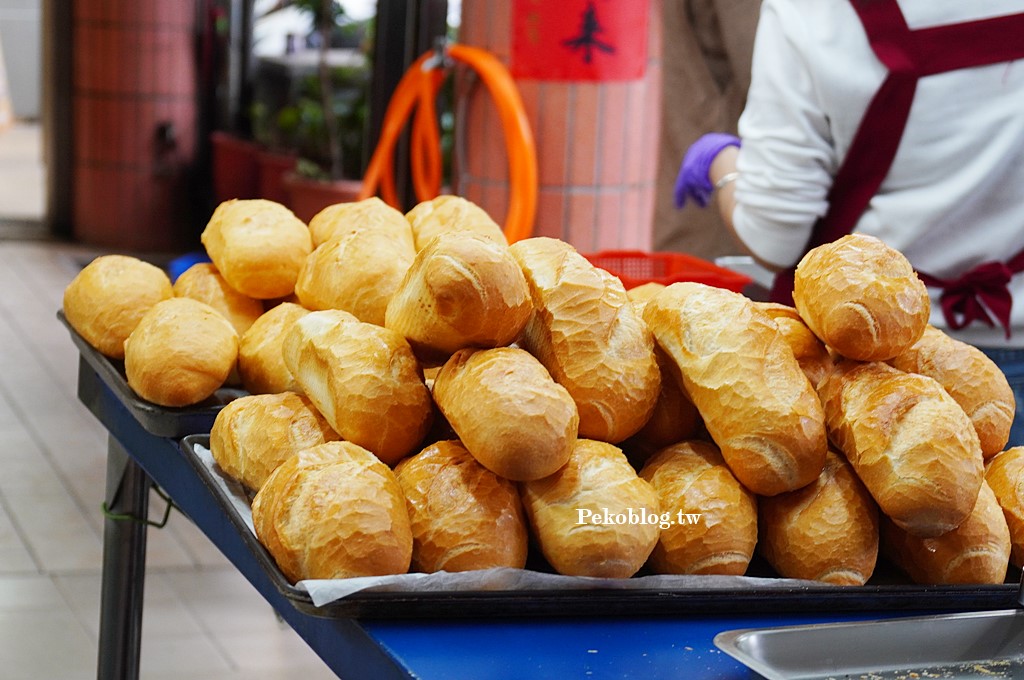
[385,232,532,358]
[123,297,238,407]
[521,439,660,578]
[639,441,756,575]
[405,195,506,251]
[511,237,661,443]
[172,262,263,336]
[237,302,310,394]
[209,392,339,492]
[201,199,312,299]
[282,310,433,465]
[881,481,1010,584]
[63,254,173,359]
[756,302,833,389]
[793,233,929,361]
[984,447,1024,568]
[294,227,415,325]
[890,325,1014,458]
[818,359,984,537]
[627,349,701,459]
[432,347,578,481]
[308,196,415,251]
[642,282,827,496]
[625,282,667,315]
[759,450,879,585]
[252,441,413,582]
[394,440,528,572]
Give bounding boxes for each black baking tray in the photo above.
[179,433,1020,620]
[59,310,245,438]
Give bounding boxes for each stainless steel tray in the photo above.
[715,609,1024,679]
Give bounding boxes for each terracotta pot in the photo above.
[211,131,260,203]
[284,172,363,223]
[257,150,297,205]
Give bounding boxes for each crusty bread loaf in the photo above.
[642,282,827,496]
[172,262,263,336]
[756,302,833,389]
[432,347,578,481]
[307,196,416,251]
[510,237,661,443]
[881,480,1010,584]
[385,232,532,359]
[405,195,506,251]
[818,359,984,537]
[237,302,310,395]
[251,441,413,582]
[984,447,1024,568]
[294,227,415,325]
[63,254,173,359]
[890,325,1014,458]
[626,282,667,316]
[209,392,339,492]
[758,450,879,585]
[626,349,701,460]
[639,441,756,575]
[282,310,433,465]
[793,233,929,361]
[394,440,528,572]
[201,199,312,299]
[521,439,661,578]
[123,298,238,407]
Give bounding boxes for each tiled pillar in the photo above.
[456,0,662,252]
[72,1,198,251]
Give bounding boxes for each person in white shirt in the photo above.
[674,0,1024,443]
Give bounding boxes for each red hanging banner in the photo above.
[511,0,650,81]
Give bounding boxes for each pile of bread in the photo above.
[62,196,1024,588]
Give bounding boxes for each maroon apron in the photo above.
[769,0,1024,337]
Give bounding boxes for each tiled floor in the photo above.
[0,126,338,678]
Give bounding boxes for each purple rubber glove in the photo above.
[674,133,742,208]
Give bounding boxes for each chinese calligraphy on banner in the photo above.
[512,0,650,81]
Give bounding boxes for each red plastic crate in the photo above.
[582,250,752,292]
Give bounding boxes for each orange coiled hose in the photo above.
[358,44,537,244]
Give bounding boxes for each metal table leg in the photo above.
[97,436,151,680]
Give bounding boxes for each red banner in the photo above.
[511,1,650,81]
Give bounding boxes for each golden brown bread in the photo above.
[881,480,1010,585]
[385,232,532,358]
[639,441,757,575]
[521,439,661,578]
[889,325,1014,458]
[251,441,413,582]
[756,302,833,389]
[201,199,312,299]
[209,392,339,492]
[758,450,879,585]
[405,195,507,251]
[510,237,661,443]
[307,196,416,251]
[62,254,173,359]
[294,226,416,325]
[282,310,433,465]
[642,282,827,496]
[432,347,578,481]
[237,302,311,395]
[123,297,238,407]
[793,233,929,361]
[984,447,1024,568]
[394,440,528,572]
[625,282,667,315]
[818,359,984,537]
[172,262,264,336]
[626,348,701,460]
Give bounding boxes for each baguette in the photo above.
[307,196,415,251]
[984,447,1024,568]
[510,237,661,443]
[237,302,310,395]
[432,347,578,481]
[394,440,528,572]
[889,325,1014,458]
[818,359,984,537]
[639,441,756,575]
[642,282,827,496]
[172,262,263,336]
[756,301,833,389]
[405,195,506,251]
[793,233,929,361]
